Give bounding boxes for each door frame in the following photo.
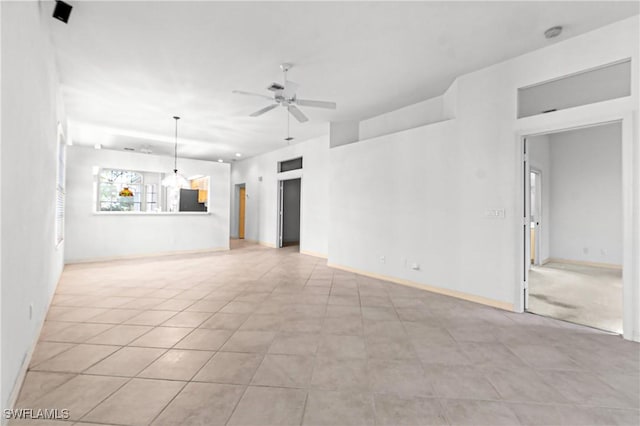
[529,168,542,267]
[233,183,246,239]
[516,111,637,341]
[238,186,246,239]
[276,176,303,249]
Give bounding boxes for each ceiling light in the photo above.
[544,26,563,39]
[94,143,101,150]
[162,116,189,189]
[218,159,224,163]
[235,153,242,157]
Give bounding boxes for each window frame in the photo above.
[55,124,66,247]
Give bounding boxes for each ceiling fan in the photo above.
[233,63,337,123]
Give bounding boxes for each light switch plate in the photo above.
[485,209,505,219]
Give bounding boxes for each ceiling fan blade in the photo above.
[250,104,279,117]
[282,80,299,99]
[232,90,273,101]
[288,105,308,123]
[296,99,337,109]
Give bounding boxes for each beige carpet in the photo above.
[528,261,623,333]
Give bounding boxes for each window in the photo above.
[55,126,66,245]
[95,168,210,213]
[145,183,158,211]
[98,169,145,211]
[278,157,303,173]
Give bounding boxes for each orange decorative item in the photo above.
[119,187,134,197]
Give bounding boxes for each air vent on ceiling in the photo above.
[123,147,135,151]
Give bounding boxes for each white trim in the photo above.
[92,211,211,216]
[277,176,302,249]
[6,270,61,413]
[328,262,514,312]
[300,250,328,259]
[516,111,637,342]
[545,257,623,270]
[64,246,229,264]
[244,239,277,248]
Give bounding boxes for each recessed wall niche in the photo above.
[517,59,631,119]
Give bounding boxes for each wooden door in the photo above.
[239,187,246,239]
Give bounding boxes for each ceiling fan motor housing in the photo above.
[267,83,285,92]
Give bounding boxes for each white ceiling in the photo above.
[49,1,639,161]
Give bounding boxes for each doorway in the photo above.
[523,122,623,333]
[278,178,301,249]
[238,186,246,239]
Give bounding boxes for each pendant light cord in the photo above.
[173,116,180,173]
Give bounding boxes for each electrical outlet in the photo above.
[411,263,420,271]
[380,255,386,264]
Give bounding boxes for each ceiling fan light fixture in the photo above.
[233,63,337,126]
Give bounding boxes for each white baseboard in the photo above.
[327,262,514,312]
[65,246,229,264]
[6,271,62,415]
[547,257,623,270]
[244,239,277,248]
[300,249,328,259]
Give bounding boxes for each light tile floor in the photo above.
[11,241,640,425]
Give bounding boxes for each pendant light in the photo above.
[162,116,189,189]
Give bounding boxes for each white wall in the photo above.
[231,134,330,256]
[549,123,622,265]
[1,2,66,413]
[359,95,448,140]
[328,16,638,310]
[329,121,359,148]
[528,135,552,263]
[65,146,230,262]
[330,120,477,295]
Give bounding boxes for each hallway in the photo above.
[14,243,639,425]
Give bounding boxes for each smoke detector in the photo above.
[544,26,563,39]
